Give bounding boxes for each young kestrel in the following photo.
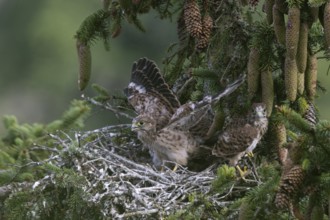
[126,57,245,169]
[124,57,180,131]
[212,103,268,166]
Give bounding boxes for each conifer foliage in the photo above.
[1,0,330,219]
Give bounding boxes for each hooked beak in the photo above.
[256,109,266,118]
[131,122,139,131]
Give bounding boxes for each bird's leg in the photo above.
[233,152,252,180]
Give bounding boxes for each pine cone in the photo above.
[305,53,317,100]
[273,4,286,45]
[184,0,202,38]
[76,40,91,91]
[274,122,287,165]
[247,48,261,98]
[303,101,318,127]
[196,14,213,49]
[275,165,304,209]
[296,22,308,73]
[261,66,274,116]
[284,57,298,102]
[286,5,301,59]
[297,72,305,95]
[324,2,330,50]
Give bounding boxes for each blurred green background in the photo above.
[0,0,329,134]
[0,0,177,133]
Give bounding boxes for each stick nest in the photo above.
[35,124,223,219]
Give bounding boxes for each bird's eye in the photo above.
[137,121,144,126]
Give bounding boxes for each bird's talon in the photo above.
[236,165,250,180]
[247,152,254,158]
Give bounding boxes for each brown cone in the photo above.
[274,122,287,165]
[305,53,317,100]
[324,2,330,50]
[285,57,298,102]
[184,0,202,38]
[275,165,304,209]
[261,67,274,116]
[247,48,261,98]
[297,72,305,95]
[196,14,213,49]
[296,22,308,73]
[76,40,91,91]
[286,5,301,59]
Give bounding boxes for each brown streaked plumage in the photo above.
[124,57,180,130]
[212,103,268,166]
[132,114,199,168]
[126,57,246,169]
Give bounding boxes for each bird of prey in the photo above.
[126,57,245,169]
[212,103,268,171]
[124,57,180,131]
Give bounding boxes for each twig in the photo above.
[116,209,159,218]
[84,96,133,119]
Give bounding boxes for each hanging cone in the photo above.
[302,100,318,127]
[184,0,202,38]
[285,57,298,101]
[297,72,305,95]
[324,2,330,50]
[296,22,308,73]
[275,165,305,209]
[247,48,261,98]
[261,67,274,116]
[286,5,301,59]
[76,40,92,91]
[196,14,213,49]
[274,122,287,165]
[305,53,317,100]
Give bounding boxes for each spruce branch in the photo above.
[75,9,111,47]
[275,105,315,133]
[83,95,133,119]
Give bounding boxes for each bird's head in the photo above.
[251,103,267,119]
[131,115,157,134]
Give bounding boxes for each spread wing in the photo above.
[166,104,214,141]
[169,75,245,124]
[124,57,180,130]
[213,124,260,158]
[166,75,246,141]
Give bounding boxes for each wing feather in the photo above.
[125,57,180,129]
[214,125,259,158]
